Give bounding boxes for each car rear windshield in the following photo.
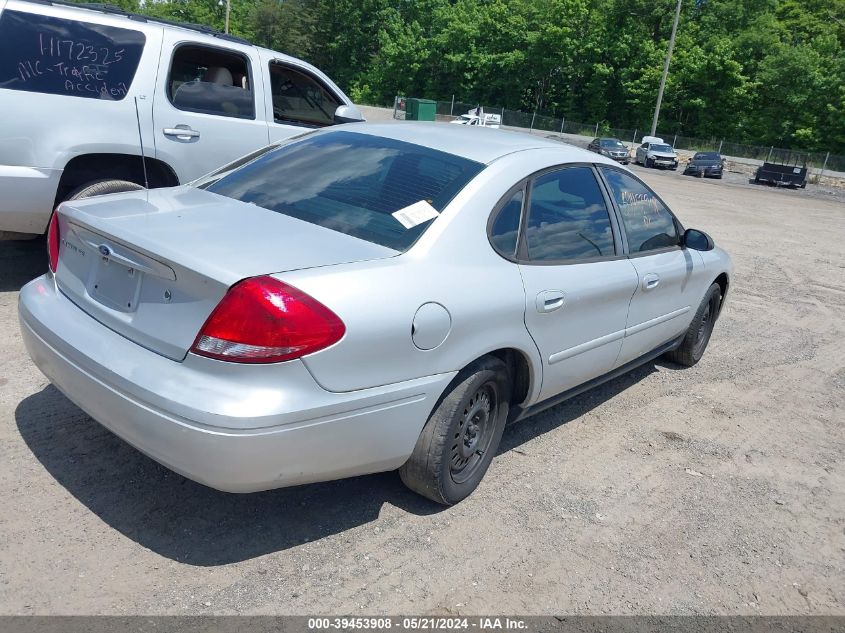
[202,131,485,251]
[694,153,720,160]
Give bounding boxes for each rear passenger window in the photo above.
[489,189,524,257]
[0,10,145,101]
[524,167,615,262]
[168,45,254,119]
[601,168,681,253]
[268,62,341,127]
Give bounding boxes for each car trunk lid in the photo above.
[54,187,397,361]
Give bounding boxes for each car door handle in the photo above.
[642,273,660,290]
[163,126,200,140]
[536,290,565,313]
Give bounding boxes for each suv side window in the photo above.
[168,44,254,119]
[523,166,615,262]
[0,10,145,101]
[269,62,340,127]
[601,167,681,253]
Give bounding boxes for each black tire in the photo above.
[665,283,722,367]
[646,157,653,168]
[66,179,144,201]
[400,356,511,505]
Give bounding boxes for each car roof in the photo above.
[334,122,606,165]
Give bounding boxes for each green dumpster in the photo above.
[406,98,437,121]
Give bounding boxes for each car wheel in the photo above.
[399,356,510,505]
[66,179,145,201]
[665,283,722,367]
[645,158,653,168]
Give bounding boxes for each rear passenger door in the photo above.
[153,32,269,182]
[493,165,639,401]
[599,166,703,366]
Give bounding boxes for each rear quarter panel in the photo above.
[280,148,624,404]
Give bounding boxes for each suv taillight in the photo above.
[190,276,345,363]
[47,212,60,273]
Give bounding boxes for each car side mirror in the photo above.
[684,228,715,251]
[334,104,365,124]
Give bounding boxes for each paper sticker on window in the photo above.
[392,200,439,229]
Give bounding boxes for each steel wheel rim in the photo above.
[450,384,498,485]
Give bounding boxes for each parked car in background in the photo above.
[0,0,363,239]
[683,152,724,179]
[635,138,679,170]
[587,138,630,164]
[450,110,501,128]
[20,123,732,505]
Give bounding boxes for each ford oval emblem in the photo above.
[98,245,111,257]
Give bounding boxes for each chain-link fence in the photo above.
[391,96,844,176]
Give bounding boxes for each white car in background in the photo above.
[451,110,501,128]
[0,0,363,238]
[635,137,679,170]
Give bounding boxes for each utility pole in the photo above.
[650,0,683,136]
[224,0,231,34]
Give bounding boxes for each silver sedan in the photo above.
[19,123,732,505]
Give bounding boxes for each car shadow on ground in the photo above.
[16,362,659,566]
[0,238,47,292]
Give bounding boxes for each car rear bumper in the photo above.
[0,165,62,235]
[19,275,455,492]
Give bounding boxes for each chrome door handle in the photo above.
[536,290,565,313]
[163,126,200,140]
[642,273,660,290]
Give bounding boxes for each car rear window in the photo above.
[0,10,145,101]
[202,131,485,251]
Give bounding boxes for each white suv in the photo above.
[0,0,363,238]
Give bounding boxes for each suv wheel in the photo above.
[66,179,144,201]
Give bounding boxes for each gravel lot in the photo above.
[0,162,843,616]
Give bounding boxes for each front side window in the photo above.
[269,62,340,127]
[168,45,254,119]
[523,167,615,262]
[0,10,145,100]
[203,131,484,251]
[601,168,681,253]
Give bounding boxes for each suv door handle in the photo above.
[642,273,660,290]
[536,290,565,313]
[163,126,200,140]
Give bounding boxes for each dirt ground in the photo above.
[0,162,843,616]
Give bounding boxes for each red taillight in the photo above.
[190,276,345,364]
[47,212,60,273]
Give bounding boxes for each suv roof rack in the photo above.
[16,0,253,45]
